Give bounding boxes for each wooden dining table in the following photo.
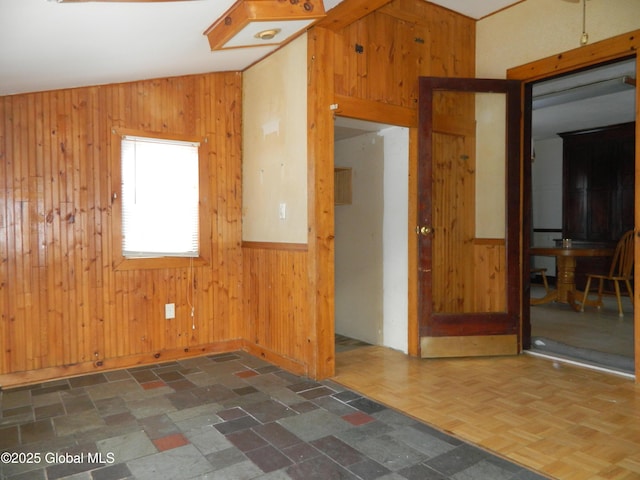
[530,246,614,311]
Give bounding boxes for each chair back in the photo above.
[609,230,634,278]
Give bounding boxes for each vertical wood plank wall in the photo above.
[1,0,477,384]
[242,244,310,375]
[333,0,475,104]
[431,128,475,314]
[0,73,244,385]
[429,89,508,315]
[473,241,507,312]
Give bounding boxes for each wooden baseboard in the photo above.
[0,338,314,388]
[0,339,244,389]
[242,241,307,251]
[242,341,307,377]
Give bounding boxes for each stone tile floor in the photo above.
[0,351,548,480]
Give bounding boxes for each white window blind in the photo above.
[121,135,200,258]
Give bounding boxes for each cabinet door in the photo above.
[563,153,588,239]
[561,123,635,243]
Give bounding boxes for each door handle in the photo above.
[416,226,433,236]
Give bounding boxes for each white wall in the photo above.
[334,126,409,352]
[382,127,409,353]
[335,132,384,345]
[532,137,563,232]
[531,137,563,273]
[242,35,308,243]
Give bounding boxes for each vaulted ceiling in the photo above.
[3,0,634,139]
[0,0,522,96]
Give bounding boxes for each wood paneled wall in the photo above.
[0,73,243,385]
[0,0,478,384]
[242,243,310,375]
[333,0,475,106]
[473,241,507,312]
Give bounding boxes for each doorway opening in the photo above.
[528,57,636,375]
[333,116,410,354]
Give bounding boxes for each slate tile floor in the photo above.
[0,351,548,480]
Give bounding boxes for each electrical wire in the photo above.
[187,257,196,330]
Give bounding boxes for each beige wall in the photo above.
[475,93,507,239]
[477,0,640,78]
[242,35,308,243]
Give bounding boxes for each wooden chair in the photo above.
[531,267,549,293]
[581,230,634,317]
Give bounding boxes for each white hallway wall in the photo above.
[334,126,409,352]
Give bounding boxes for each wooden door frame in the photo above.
[322,96,419,356]
[507,30,640,377]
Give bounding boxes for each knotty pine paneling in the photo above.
[242,244,309,375]
[473,241,507,312]
[334,0,475,109]
[431,91,476,314]
[0,73,243,384]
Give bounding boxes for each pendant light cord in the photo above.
[580,0,589,45]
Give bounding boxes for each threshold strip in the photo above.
[524,349,635,380]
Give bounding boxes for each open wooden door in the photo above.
[418,77,522,357]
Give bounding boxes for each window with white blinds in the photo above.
[121,135,200,258]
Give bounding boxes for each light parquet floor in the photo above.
[333,346,640,480]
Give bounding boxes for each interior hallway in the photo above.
[334,345,640,480]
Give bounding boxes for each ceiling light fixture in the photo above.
[532,76,636,110]
[255,28,281,41]
[204,0,325,51]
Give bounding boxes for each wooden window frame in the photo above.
[111,127,211,271]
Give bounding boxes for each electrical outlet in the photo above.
[165,303,175,319]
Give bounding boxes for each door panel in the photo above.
[418,77,521,358]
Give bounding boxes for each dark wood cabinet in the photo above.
[561,122,635,288]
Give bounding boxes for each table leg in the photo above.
[556,255,581,311]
